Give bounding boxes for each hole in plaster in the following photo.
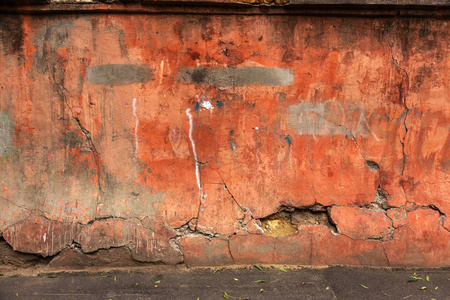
[366,160,380,171]
[259,206,336,237]
[371,186,390,210]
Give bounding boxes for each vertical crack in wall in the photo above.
[73,118,103,192]
[388,37,410,198]
[381,243,391,266]
[349,132,389,205]
[51,64,103,219]
[205,163,246,213]
[227,239,235,264]
[427,205,449,232]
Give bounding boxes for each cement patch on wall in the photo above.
[87,64,152,86]
[178,67,294,86]
[0,112,13,157]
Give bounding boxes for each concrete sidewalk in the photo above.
[0,265,449,300]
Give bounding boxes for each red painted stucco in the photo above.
[0,11,449,267]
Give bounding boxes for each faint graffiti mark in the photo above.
[288,100,379,140]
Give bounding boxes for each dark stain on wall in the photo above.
[0,16,24,54]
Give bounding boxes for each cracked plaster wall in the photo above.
[0,13,449,269]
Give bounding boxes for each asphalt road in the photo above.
[0,265,449,300]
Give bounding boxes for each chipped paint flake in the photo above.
[200,100,214,113]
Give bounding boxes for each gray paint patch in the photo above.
[87,64,152,86]
[0,112,13,157]
[288,100,379,139]
[178,67,294,87]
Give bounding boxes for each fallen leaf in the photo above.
[326,287,330,290]
[254,280,265,283]
[15,293,18,297]
[301,282,306,286]
[420,286,427,290]
[259,288,265,293]
[435,286,438,290]
[224,291,230,299]
[402,295,412,299]
[254,265,262,271]
[100,275,110,278]
[234,278,238,281]
[213,269,222,274]
[359,284,369,289]
[278,268,287,272]
[426,276,430,282]
[155,280,161,284]
[114,276,117,282]
[197,298,200,300]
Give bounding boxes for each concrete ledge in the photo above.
[1,0,449,7]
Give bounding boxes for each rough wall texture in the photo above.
[0,12,449,269]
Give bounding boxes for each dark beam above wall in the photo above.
[0,0,449,16]
[2,0,449,5]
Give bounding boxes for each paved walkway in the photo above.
[0,265,449,299]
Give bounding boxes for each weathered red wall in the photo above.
[0,11,449,268]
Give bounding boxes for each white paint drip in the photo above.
[132,98,139,157]
[159,60,164,85]
[186,108,203,198]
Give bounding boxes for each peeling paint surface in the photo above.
[0,13,449,268]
